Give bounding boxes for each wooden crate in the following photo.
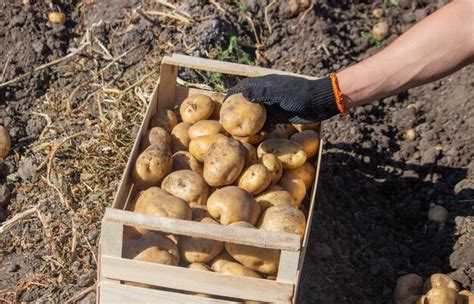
[97,54,323,303]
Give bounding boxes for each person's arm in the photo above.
[338,0,474,109]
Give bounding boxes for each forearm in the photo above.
[337,0,474,109]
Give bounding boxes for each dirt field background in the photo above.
[0,0,472,303]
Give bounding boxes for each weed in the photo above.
[238,2,249,12]
[361,31,381,47]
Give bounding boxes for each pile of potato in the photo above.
[124,92,320,284]
[394,273,474,304]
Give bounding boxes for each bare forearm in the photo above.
[337,0,474,109]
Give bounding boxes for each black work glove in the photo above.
[227,74,345,124]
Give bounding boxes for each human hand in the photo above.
[227,74,346,124]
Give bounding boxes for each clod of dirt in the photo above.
[428,205,448,223]
[0,184,11,206]
[372,21,389,40]
[48,12,66,24]
[17,157,37,181]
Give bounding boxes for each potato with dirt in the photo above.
[180,94,215,123]
[203,137,246,187]
[188,120,226,140]
[225,221,280,274]
[285,162,316,189]
[290,130,320,158]
[237,164,271,195]
[257,138,307,169]
[268,124,297,139]
[123,232,179,266]
[171,122,193,153]
[188,133,227,162]
[141,127,171,150]
[150,109,178,133]
[179,217,224,263]
[423,273,459,292]
[278,173,307,207]
[258,204,306,239]
[172,151,203,175]
[161,170,209,206]
[417,287,460,304]
[255,185,296,210]
[219,93,266,137]
[0,126,11,159]
[133,144,172,189]
[207,186,260,225]
[258,153,283,184]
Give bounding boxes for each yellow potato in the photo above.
[258,153,283,184]
[292,122,321,132]
[188,263,213,272]
[237,164,271,195]
[258,204,306,239]
[285,162,316,189]
[172,151,203,175]
[225,222,280,274]
[188,120,225,140]
[269,124,297,139]
[255,185,296,210]
[278,173,307,207]
[0,126,11,159]
[424,274,459,292]
[188,133,227,162]
[179,217,224,263]
[394,274,423,304]
[417,287,460,304]
[218,261,261,278]
[290,130,320,158]
[150,109,178,133]
[210,251,236,272]
[171,122,192,153]
[141,127,171,150]
[161,170,209,205]
[203,137,246,187]
[257,138,307,169]
[220,93,266,137]
[123,232,179,266]
[133,145,172,189]
[242,142,258,166]
[458,290,474,304]
[233,129,270,145]
[180,94,215,123]
[207,186,260,225]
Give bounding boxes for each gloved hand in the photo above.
[226,74,347,124]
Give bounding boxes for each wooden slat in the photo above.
[157,64,178,110]
[277,250,300,283]
[103,208,301,251]
[101,256,293,303]
[175,86,224,103]
[100,281,237,304]
[163,54,319,79]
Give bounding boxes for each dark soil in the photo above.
[0,0,472,303]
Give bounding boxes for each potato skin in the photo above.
[0,126,11,159]
[203,137,246,187]
[161,170,209,205]
[180,94,215,123]
[171,122,193,153]
[290,130,320,158]
[172,151,203,175]
[285,162,316,189]
[179,217,224,263]
[237,164,271,195]
[219,93,266,137]
[150,109,178,133]
[141,127,171,150]
[207,186,260,225]
[188,120,225,140]
[259,153,283,184]
[133,145,172,189]
[258,204,306,239]
[189,133,227,162]
[123,232,179,266]
[257,138,307,169]
[278,173,307,207]
[255,185,296,210]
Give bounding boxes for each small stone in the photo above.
[18,157,37,181]
[32,40,47,55]
[428,204,448,223]
[404,129,416,141]
[0,185,11,206]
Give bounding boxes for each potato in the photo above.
[220,93,266,137]
[225,222,280,274]
[258,154,283,184]
[290,130,320,158]
[134,187,191,233]
[161,170,209,205]
[188,120,225,140]
[255,185,296,210]
[123,232,179,266]
[141,127,171,150]
[372,20,389,41]
[203,137,246,187]
[258,204,306,239]
[458,290,474,304]
[218,261,261,278]
[150,109,178,133]
[209,93,225,120]
[269,124,297,139]
[285,162,316,189]
[394,274,423,304]
[188,263,212,272]
[189,133,227,162]
[179,217,224,263]
[180,94,215,123]
[292,122,321,132]
[0,126,11,159]
[172,151,203,175]
[210,251,236,272]
[257,138,307,169]
[278,173,307,207]
[417,287,460,304]
[171,122,192,153]
[133,145,172,189]
[237,164,271,195]
[207,186,260,225]
[242,142,258,166]
[424,274,459,292]
[233,129,269,145]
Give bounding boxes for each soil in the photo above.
[0,0,472,303]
